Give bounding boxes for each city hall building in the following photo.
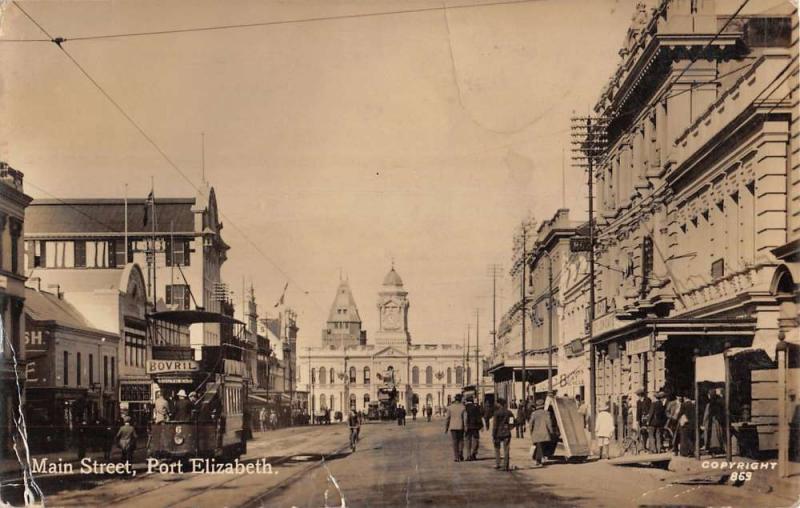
[298,267,469,415]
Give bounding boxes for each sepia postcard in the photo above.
[0,0,798,506]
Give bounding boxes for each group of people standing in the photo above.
[445,394,559,471]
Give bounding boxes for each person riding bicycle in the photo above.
[348,409,361,450]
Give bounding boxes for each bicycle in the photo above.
[349,427,358,452]
[621,427,644,456]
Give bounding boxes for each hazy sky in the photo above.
[0,0,635,351]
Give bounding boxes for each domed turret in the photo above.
[383,267,404,287]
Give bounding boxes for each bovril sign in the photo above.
[146,360,199,374]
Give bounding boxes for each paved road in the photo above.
[2,419,795,507]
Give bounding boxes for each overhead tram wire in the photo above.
[2,0,547,44]
[12,0,323,311]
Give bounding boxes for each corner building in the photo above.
[586,0,798,451]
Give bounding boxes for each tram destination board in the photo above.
[120,383,151,402]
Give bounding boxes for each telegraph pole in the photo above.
[475,308,480,394]
[521,224,528,403]
[571,113,608,439]
[487,264,503,354]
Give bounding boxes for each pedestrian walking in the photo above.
[76,419,88,460]
[529,399,555,467]
[445,394,466,462]
[270,410,278,430]
[258,407,267,432]
[411,406,417,421]
[464,395,483,460]
[492,398,513,471]
[595,402,615,460]
[116,416,138,463]
[515,400,526,439]
[426,405,432,422]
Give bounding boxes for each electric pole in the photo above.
[571,113,608,439]
[475,308,480,395]
[487,264,503,354]
[521,224,528,403]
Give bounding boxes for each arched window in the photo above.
[363,367,370,384]
[425,366,433,384]
[447,367,452,385]
[425,394,433,407]
[319,367,326,385]
[363,394,370,408]
[467,367,472,385]
[447,394,452,405]
[329,368,335,385]
[320,394,327,409]
[349,393,356,410]
[455,366,463,385]
[329,395,335,411]
[311,368,316,384]
[412,366,419,384]
[349,366,356,383]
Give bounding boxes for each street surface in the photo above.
[1,419,796,507]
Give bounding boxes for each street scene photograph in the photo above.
[0,0,798,506]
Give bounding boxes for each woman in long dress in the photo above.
[703,390,725,454]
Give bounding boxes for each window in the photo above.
[363,394,370,408]
[349,366,356,383]
[466,367,471,385]
[166,285,191,310]
[125,331,146,367]
[10,234,18,274]
[349,394,356,409]
[455,366,463,385]
[76,352,82,386]
[63,351,69,385]
[425,366,433,385]
[89,353,94,385]
[74,240,86,267]
[640,236,653,299]
[320,394,327,409]
[711,258,725,280]
[319,367,326,385]
[165,237,191,266]
[111,357,115,386]
[103,355,108,387]
[363,367,370,385]
[311,369,316,384]
[412,366,419,384]
[447,368,452,385]
[112,239,127,267]
[329,368,335,384]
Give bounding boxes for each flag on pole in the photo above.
[274,282,289,308]
[143,190,154,227]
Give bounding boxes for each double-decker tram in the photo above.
[146,310,249,462]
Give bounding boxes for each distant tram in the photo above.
[146,310,249,462]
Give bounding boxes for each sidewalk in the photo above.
[487,431,799,504]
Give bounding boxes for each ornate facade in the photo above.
[298,266,469,414]
[586,0,797,450]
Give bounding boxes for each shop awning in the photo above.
[248,394,269,403]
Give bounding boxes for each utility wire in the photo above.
[12,0,323,311]
[3,0,546,43]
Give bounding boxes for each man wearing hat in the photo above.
[647,390,667,452]
[634,388,652,451]
[115,416,138,463]
[529,398,555,467]
[463,394,483,460]
[173,389,192,421]
[595,401,615,460]
[445,393,466,461]
[154,389,169,424]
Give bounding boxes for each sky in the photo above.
[0,0,636,352]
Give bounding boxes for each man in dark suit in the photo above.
[464,395,484,460]
[635,388,652,450]
[647,391,667,452]
[492,398,513,471]
[445,394,466,461]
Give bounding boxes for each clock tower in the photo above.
[375,265,411,346]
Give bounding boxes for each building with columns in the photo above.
[298,266,471,415]
[583,0,797,450]
[0,163,32,457]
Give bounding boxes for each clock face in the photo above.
[383,304,401,330]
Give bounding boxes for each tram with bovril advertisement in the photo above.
[146,310,249,462]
